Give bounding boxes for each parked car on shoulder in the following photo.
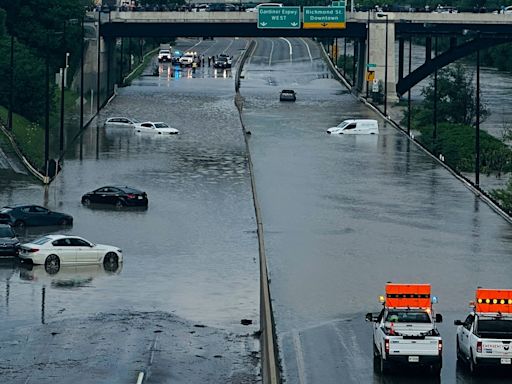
[0,205,73,228]
[0,224,20,257]
[279,89,296,102]
[82,185,148,208]
[19,235,123,273]
[104,117,140,128]
[134,121,179,135]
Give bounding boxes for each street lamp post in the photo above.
[8,35,14,131]
[80,16,85,133]
[475,35,480,187]
[377,13,388,116]
[59,22,67,153]
[366,10,371,98]
[44,31,50,177]
[407,37,412,136]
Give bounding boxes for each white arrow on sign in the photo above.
[260,22,267,26]
[290,22,298,26]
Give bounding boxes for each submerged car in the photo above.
[134,121,179,135]
[81,185,149,208]
[19,235,123,272]
[0,224,20,257]
[327,119,379,135]
[279,89,296,102]
[104,117,140,128]
[0,205,73,228]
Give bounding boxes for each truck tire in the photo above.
[430,363,442,376]
[380,355,390,374]
[469,352,479,375]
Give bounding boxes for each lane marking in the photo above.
[300,38,313,63]
[136,372,144,384]
[280,37,293,63]
[292,330,307,384]
[268,39,274,66]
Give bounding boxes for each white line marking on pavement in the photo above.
[280,37,293,62]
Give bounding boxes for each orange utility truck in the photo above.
[366,283,443,375]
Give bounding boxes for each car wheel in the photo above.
[14,220,26,228]
[103,252,119,271]
[83,198,91,206]
[44,254,60,275]
[115,199,124,208]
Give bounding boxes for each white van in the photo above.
[326,119,379,135]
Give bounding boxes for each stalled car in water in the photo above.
[279,89,296,102]
[81,186,149,208]
[0,205,73,228]
[0,224,20,257]
[327,119,379,135]
[134,121,180,135]
[19,235,123,273]
[104,117,140,128]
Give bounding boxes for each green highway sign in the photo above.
[367,63,376,68]
[303,6,346,29]
[331,1,345,6]
[258,6,301,29]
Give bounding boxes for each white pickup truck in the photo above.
[366,283,443,375]
[455,288,512,374]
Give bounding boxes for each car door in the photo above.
[459,314,475,357]
[28,206,51,226]
[70,238,100,264]
[94,187,112,204]
[51,238,77,264]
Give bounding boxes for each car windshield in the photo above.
[0,207,12,213]
[154,123,169,128]
[32,236,52,245]
[386,310,431,323]
[337,121,351,129]
[160,50,170,54]
[0,227,14,237]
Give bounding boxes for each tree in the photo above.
[419,63,489,127]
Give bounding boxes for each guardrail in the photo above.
[235,40,280,384]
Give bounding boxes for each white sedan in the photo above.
[104,117,140,128]
[134,121,179,135]
[19,235,123,272]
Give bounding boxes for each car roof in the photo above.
[281,89,295,93]
[2,204,40,209]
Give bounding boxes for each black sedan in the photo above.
[214,57,231,69]
[0,205,73,228]
[81,186,149,208]
[0,224,20,257]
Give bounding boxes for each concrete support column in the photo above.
[368,14,397,103]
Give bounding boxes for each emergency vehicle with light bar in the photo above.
[366,283,443,375]
[454,288,512,374]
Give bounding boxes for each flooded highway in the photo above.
[0,38,260,383]
[1,36,512,383]
[240,39,512,383]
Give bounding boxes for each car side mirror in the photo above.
[454,319,463,326]
[435,314,443,323]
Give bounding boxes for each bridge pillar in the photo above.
[368,14,397,104]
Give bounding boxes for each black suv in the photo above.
[0,224,20,257]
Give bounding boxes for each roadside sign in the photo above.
[331,1,345,6]
[258,6,301,29]
[366,70,375,81]
[372,78,379,92]
[303,6,346,29]
[367,63,376,69]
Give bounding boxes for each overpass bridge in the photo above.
[93,10,512,101]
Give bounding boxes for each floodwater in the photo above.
[0,38,260,383]
[240,38,512,383]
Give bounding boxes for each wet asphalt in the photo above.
[0,37,512,383]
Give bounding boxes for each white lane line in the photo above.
[300,37,313,63]
[269,39,275,66]
[222,38,235,54]
[292,330,307,384]
[280,37,293,62]
[136,372,144,384]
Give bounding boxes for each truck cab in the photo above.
[455,288,512,374]
[366,283,443,375]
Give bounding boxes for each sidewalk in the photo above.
[0,142,27,175]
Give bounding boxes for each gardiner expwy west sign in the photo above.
[258,6,301,29]
[303,6,346,29]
